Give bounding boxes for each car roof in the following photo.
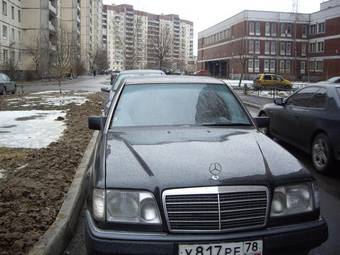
[124,75,225,85]
[119,69,165,75]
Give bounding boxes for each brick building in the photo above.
[197,0,340,81]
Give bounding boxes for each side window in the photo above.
[335,78,340,84]
[287,87,319,107]
[263,75,271,81]
[309,88,327,108]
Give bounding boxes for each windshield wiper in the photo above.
[199,123,252,127]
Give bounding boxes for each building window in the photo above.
[254,59,259,72]
[301,43,307,56]
[317,41,324,52]
[264,59,270,72]
[271,23,277,36]
[3,49,8,63]
[280,23,286,37]
[318,23,325,33]
[255,40,260,54]
[248,40,254,54]
[11,28,14,41]
[309,42,316,53]
[300,61,306,74]
[2,1,7,16]
[2,25,7,39]
[265,22,270,36]
[270,60,276,73]
[248,59,254,72]
[265,41,270,54]
[11,5,14,19]
[309,61,315,72]
[255,22,261,36]
[310,24,317,35]
[286,23,292,37]
[286,60,291,74]
[249,22,255,35]
[10,50,14,61]
[302,25,308,38]
[279,60,285,73]
[316,61,323,72]
[280,42,285,55]
[286,42,292,56]
[18,10,21,22]
[271,42,276,55]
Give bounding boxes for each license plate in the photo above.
[179,240,262,255]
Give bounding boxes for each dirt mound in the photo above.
[0,93,104,254]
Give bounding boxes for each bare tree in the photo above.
[93,49,109,71]
[50,26,71,94]
[25,33,49,78]
[150,24,172,70]
[232,37,248,87]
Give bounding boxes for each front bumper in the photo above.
[85,210,328,255]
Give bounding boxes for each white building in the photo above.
[103,4,194,72]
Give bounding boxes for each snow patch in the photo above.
[31,90,71,95]
[0,110,66,149]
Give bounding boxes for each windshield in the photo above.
[111,84,251,127]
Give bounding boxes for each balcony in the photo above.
[49,22,56,32]
[49,42,56,51]
[49,1,57,16]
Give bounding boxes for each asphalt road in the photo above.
[62,86,340,255]
[17,75,110,94]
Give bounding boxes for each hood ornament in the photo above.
[209,162,222,180]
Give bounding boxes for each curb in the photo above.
[29,131,99,255]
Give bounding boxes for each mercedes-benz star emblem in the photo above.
[209,162,222,180]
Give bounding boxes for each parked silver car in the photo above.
[0,73,16,95]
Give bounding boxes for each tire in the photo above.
[259,112,271,137]
[311,133,334,173]
[1,86,7,95]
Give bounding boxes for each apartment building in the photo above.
[103,4,194,72]
[80,0,104,72]
[59,0,82,69]
[0,0,22,72]
[197,0,340,81]
[0,0,102,78]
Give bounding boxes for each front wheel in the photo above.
[312,133,334,173]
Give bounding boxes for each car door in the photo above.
[262,75,272,88]
[296,87,328,151]
[273,87,319,147]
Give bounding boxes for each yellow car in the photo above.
[254,74,292,90]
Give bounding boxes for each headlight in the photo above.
[106,190,161,224]
[270,183,319,217]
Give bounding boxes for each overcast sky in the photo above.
[103,0,323,54]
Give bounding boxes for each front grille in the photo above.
[163,186,269,233]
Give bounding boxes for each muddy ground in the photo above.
[0,92,104,255]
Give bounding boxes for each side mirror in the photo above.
[253,117,269,128]
[101,86,111,93]
[88,116,107,130]
[274,97,286,106]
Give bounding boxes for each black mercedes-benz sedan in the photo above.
[85,76,327,255]
[259,84,340,173]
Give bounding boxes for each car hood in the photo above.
[103,127,311,191]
